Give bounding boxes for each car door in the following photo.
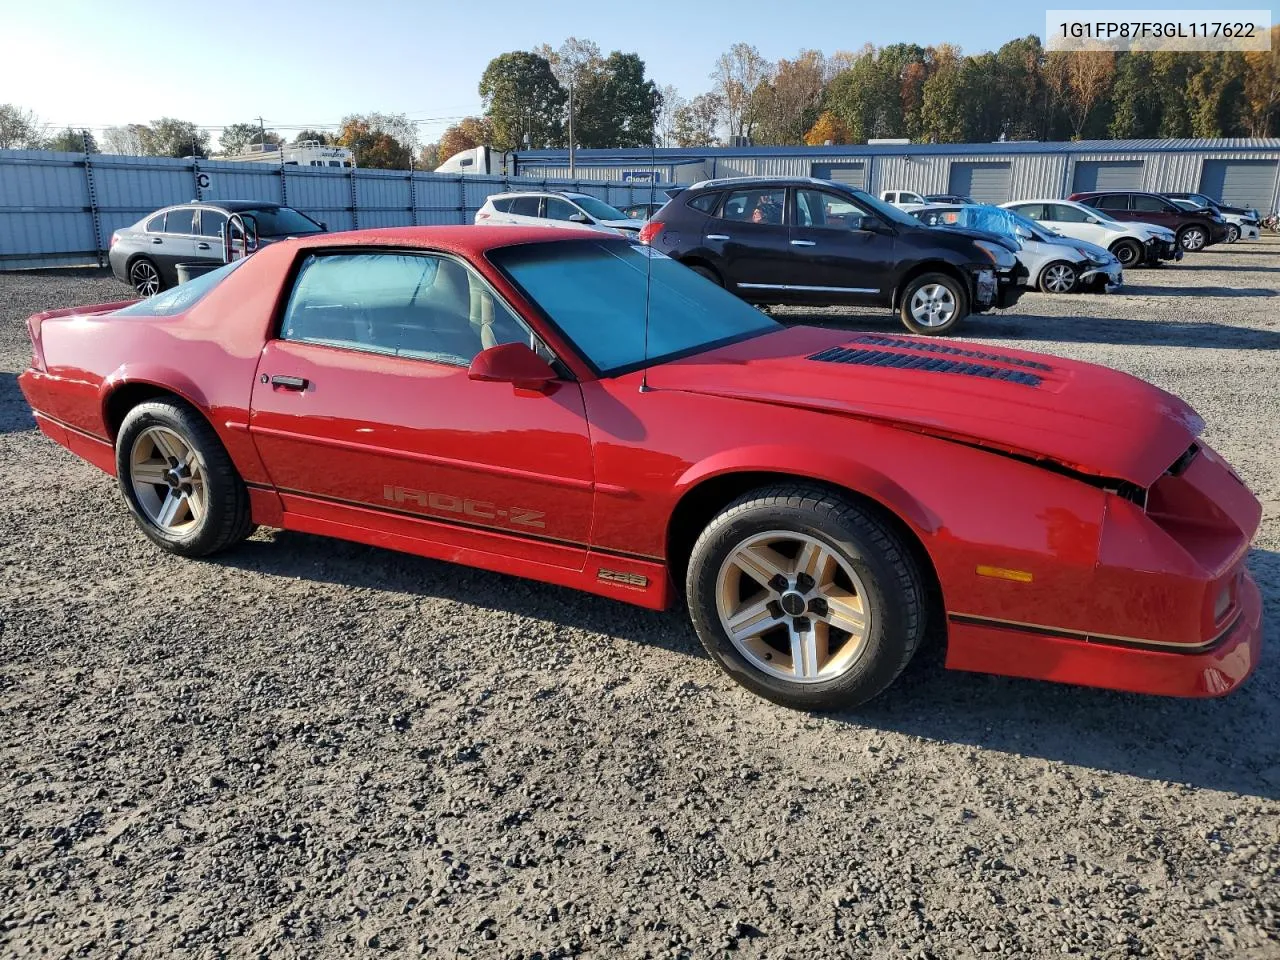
[544,195,596,233]
[1130,193,1177,230]
[703,187,793,295]
[1044,202,1107,246]
[248,250,595,570]
[1089,193,1135,225]
[150,207,201,284]
[506,195,542,226]
[787,187,894,305]
[195,209,229,262]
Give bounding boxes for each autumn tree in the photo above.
[803,111,851,145]
[480,51,565,150]
[751,50,826,146]
[1044,50,1115,138]
[918,44,966,142]
[142,118,210,157]
[712,43,772,141]
[338,114,415,169]
[1243,27,1280,135]
[293,129,334,145]
[0,104,44,149]
[656,85,685,146]
[102,124,150,155]
[826,44,905,141]
[672,93,723,147]
[44,128,97,152]
[418,142,441,170]
[437,117,494,161]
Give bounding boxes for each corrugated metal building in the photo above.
[512,139,1280,212]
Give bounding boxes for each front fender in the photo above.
[674,443,943,537]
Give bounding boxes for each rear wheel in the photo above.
[1178,225,1207,252]
[686,484,927,711]
[1038,261,1078,294]
[899,272,967,335]
[115,399,255,557]
[1110,239,1142,268]
[128,257,163,297]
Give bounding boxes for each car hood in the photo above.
[649,326,1201,487]
[599,218,643,232]
[1044,235,1114,261]
[931,224,1020,252]
[1131,222,1176,240]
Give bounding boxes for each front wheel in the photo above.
[1110,239,1142,268]
[115,399,255,557]
[899,273,968,335]
[686,485,927,711]
[1038,261,1078,294]
[1226,225,1240,243]
[1178,225,1207,252]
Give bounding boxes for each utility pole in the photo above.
[568,81,575,177]
[257,116,267,149]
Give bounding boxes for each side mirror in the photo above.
[468,342,557,391]
[853,215,882,232]
[1086,216,1100,224]
[1014,225,1033,240]
[568,212,590,223]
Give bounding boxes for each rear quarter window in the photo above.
[489,197,513,213]
[688,193,719,213]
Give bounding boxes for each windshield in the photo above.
[1003,207,1054,239]
[238,206,324,237]
[571,196,629,221]
[114,259,246,316]
[916,204,1024,239]
[489,240,779,375]
[849,189,924,228]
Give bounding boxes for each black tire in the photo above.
[127,256,165,296]
[115,399,255,557]
[1177,225,1207,252]
[687,263,722,286]
[685,484,928,712]
[1226,225,1240,243]
[1037,260,1078,294]
[1110,239,1142,268]
[898,272,968,336]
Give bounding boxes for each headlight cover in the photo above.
[974,240,1015,268]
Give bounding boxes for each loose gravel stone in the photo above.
[0,248,1277,958]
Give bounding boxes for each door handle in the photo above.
[790,240,816,247]
[270,375,308,390]
[196,242,211,250]
[151,237,163,244]
[705,234,730,241]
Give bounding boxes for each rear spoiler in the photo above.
[663,187,684,199]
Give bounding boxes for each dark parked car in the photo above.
[109,201,326,295]
[923,193,975,204]
[640,176,1023,335]
[1164,191,1260,222]
[1067,191,1230,252]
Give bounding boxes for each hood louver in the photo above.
[809,338,1046,387]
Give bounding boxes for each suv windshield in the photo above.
[236,206,324,237]
[490,240,779,375]
[570,196,628,221]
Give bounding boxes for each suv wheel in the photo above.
[899,273,967,335]
[1178,225,1207,251]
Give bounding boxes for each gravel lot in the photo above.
[1,243,1277,959]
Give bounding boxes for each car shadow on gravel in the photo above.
[781,311,1280,350]
[0,373,35,434]
[1118,284,1278,298]
[217,530,1278,799]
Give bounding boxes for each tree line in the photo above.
[3,28,1277,171]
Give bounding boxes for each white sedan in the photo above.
[1002,199,1182,268]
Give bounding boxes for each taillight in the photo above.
[638,219,664,245]
[109,232,119,249]
[477,212,490,220]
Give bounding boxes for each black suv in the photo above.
[641,177,1023,335]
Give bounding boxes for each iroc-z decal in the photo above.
[383,486,546,529]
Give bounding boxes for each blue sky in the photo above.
[0,0,1249,147]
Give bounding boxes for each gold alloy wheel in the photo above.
[715,531,872,684]
[129,426,206,534]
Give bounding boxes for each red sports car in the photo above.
[17,227,1263,710]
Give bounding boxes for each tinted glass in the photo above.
[489,197,513,213]
[509,196,541,217]
[720,189,786,224]
[1009,203,1046,220]
[1046,203,1091,223]
[1131,195,1169,212]
[199,210,228,238]
[237,206,323,236]
[572,196,628,221]
[1095,195,1130,211]
[115,259,246,316]
[545,197,580,221]
[795,188,864,229]
[490,240,779,375]
[145,213,165,232]
[688,193,719,213]
[164,208,195,234]
[281,253,531,366]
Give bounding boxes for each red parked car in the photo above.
[17,227,1262,710]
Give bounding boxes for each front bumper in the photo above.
[946,572,1262,698]
[1144,237,1182,264]
[1236,222,1261,241]
[1080,261,1123,290]
[1207,222,1233,245]
[973,266,1024,311]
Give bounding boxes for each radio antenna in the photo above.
[639,133,657,393]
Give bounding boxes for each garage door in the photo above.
[947,162,1012,203]
[812,162,867,189]
[1071,160,1144,193]
[1199,160,1279,211]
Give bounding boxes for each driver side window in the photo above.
[280,253,537,367]
[545,197,580,221]
[795,189,863,230]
